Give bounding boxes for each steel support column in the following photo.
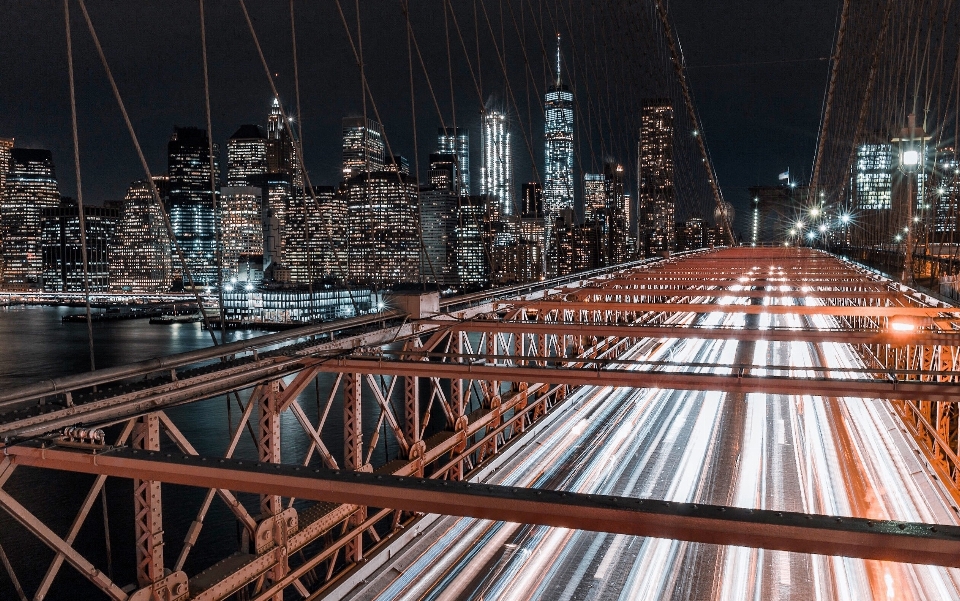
[132,413,164,588]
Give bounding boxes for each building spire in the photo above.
[556,32,562,87]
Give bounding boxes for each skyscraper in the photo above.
[518,182,545,282]
[304,186,348,281]
[110,179,172,293]
[421,154,459,286]
[481,110,513,240]
[345,170,419,285]
[638,99,675,256]
[267,98,301,188]
[438,127,470,195]
[854,139,894,211]
[220,186,263,284]
[41,199,118,292]
[0,138,13,198]
[603,162,629,265]
[167,126,218,287]
[226,124,268,187]
[342,117,385,179]
[583,173,607,222]
[543,34,574,220]
[1,148,60,288]
[455,195,489,286]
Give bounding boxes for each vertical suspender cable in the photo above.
[64,0,96,373]
[810,0,850,196]
[76,0,221,348]
[199,0,227,341]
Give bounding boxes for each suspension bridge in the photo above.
[2,0,960,600]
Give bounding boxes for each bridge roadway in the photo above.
[342,272,960,599]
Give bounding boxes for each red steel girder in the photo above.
[7,445,960,568]
[419,319,960,345]
[309,358,960,402]
[499,301,960,317]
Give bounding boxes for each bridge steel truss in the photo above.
[2,248,960,599]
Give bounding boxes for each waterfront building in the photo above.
[167,126,218,287]
[543,34,575,221]
[638,99,676,256]
[421,154,459,286]
[110,179,172,293]
[222,286,380,324]
[438,127,470,195]
[345,170,420,285]
[342,117,385,179]
[1,148,60,289]
[455,194,489,286]
[226,124,268,188]
[41,199,118,292]
[481,110,513,241]
[220,186,263,284]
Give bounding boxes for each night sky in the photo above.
[0,0,839,233]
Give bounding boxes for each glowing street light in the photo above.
[840,214,850,223]
[892,113,930,284]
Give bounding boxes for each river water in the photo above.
[0,305,403,600]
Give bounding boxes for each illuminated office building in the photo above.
[263,173,292,279]
[345,170,419,285]
[0,138,12,198]
[1,148,60,288]
[267,98,301,188]
[342,117,385,179]
[481,110,513,242]
[41,199,118,292]
[167,126,218,287]
[421,154,459,286]
[226,124,268,187]
[680,217,708,251]
[220,186,263,284]
[304,186,348,281]
[455,195,489,286]
[583,173,607,222]
[110,178,172,293]
[603,162,629,265]
[438,127,470,195]
[543,34,574,220]
[638,99,675,256]
[934,147,959,238]
[855,139,894,211]
[517,182,545,282]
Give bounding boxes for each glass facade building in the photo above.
[855,141,894,210]
[1,148,60,288]
[342,117,385,179]
[481,110,513,243]
[438,127,470,195]
[167,126,218,287]
[226,125,268,188]
[543,35,574,221]
[421,154,459,286]
[41,200,118,292]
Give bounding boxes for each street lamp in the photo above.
[892,113,931,284]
